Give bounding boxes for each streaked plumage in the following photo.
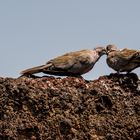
[20,47,106,76]
[106,45,140,73]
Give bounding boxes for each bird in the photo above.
[106,44,140,73]
[20,47,106,77]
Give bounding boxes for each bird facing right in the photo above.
[106,44,140,73]
[20,47,106,77]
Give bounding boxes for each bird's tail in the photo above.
[20,64,51,75]
[131,51,140,67]
[131,51,140,63]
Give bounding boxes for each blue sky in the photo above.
[0,0,139,80]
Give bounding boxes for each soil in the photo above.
[0,73,140,140]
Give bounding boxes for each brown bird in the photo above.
[20,47,106,77]
[106,44,140,73]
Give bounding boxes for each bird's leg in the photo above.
[73,75,90,83]
[117,70,120,75]
[74,75,83,78]
[126,70,131,74]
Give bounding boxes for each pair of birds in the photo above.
[20,45,140,77]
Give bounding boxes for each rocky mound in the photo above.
[0,73,140,140]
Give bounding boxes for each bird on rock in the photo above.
[106,44,140,73]
[20,47,106,77]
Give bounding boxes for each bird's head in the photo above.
[106,44,118,54]
[94,47,106,56]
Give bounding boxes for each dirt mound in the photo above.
[0,73,140,140]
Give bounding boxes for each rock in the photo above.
[0,73,140,139]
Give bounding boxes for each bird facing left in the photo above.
[20,47,106,77]
[106,44,140,73]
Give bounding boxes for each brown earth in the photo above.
[0,73,140,140]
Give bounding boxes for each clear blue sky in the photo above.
[0,0,139,80]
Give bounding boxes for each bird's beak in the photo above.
[103,49,107,54]
[105,49,109,54]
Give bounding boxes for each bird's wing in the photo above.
[118,49,139,61]
[46,50,92,70]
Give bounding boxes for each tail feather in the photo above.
[131,54,140,63]
[131,59,140,63]
[129,51,140,63]
[20,64,50,75]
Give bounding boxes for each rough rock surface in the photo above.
[0,73,140,140]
